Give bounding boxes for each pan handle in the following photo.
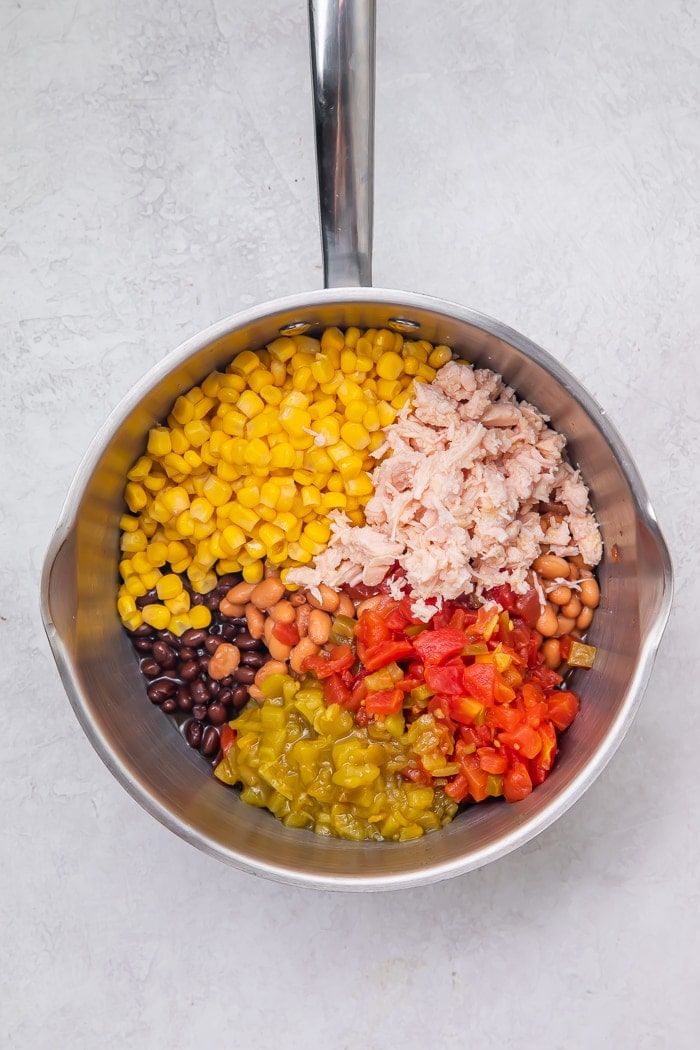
[308,0,376,288]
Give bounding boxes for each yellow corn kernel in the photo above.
[228,503,260,532]
[145,541,168,567]
[412,362,435,382]
[375,401,395,428]
[298,533,326,557]
[337,455,364,481]
[141,603,171,630]
[292,335,321,356]
[167,613,192,637]
[189,605,212,630]
[127,456,152,481]
[318,326,344,353]
[244,537,267,561]
[119,514,140,534]
[258,522,285,548]
[172,395,196,425]
[361,405,380,432]
[368,432,386,454]
[259,383,283,406]
[339,349,357,374]
[183,419,211,448]
[429,344,452,368]
[343,400,368,425]
[269,358,288,386]
[119,558,134,579]
[339,422,371,451]
[234,390,261,419]
[391,388,413,411]
[221,524,246,555]
[241,559,265,584]
[300,485,322,509]
[403,355,420,377]
[266,337,295,362]
[326,472,344,492]
[142,519,159,539]
[117,594,138,622]
[336,378,363,406]
[167,540,189,563]
[164,590,190,615]
[292,365,315,392]
[221,409,247,437]
[147,426,172,457]
[279,405,312,439]
[373,329,395,351]
[202,475,232,507]
[287,542,313,565]
[121,609,144,632]
[201,371,222,398]
[304,448,334,477]
[267,442,295,469]
[192,519,215,543]
[311,417,340,447]
[376,378,402,401]
[170,429,190,455]
[140,568,163,590]
[258,479,279,509]
[120,529,148,553]
[273,511,299,535]
[345,473,374,497]
[230,350,261,376]
[243,437,272,468]
[345,508,366,526]
[321,491,347,510]
[311,355,335,384]
[246,412,281,441]
[247,368,275,394]
[155,573,183,601]
[238,484,261,509]
[308,396,337,422]
[304,519,331,545]
[266,541,289,565]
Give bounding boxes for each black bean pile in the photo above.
[126,572,270,759]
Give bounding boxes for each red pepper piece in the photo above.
[361,639,415,672]
[477,746,508,775]
[364,687,404,715]
[302,643,355,679]
[462,662,498,705]
[271,620,300,646]
[424,661,465,695]
[547,689,580,731]
[497,723,543,760]
[323,673,354,709]
[219,724,236,756]
[413,627,468,665]
[503,760,533,802]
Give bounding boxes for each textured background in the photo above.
[2,1,698,1046]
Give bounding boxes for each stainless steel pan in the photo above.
[40,0,672,890]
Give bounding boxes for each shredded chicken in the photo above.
[287,360,602,619]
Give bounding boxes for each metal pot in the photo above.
[40,0,672,890]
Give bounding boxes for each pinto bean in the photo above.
[289,637,321,675]
[267,635,293,662]
[250,576,285,610]
[253,661,288,689]
[268,600,296,624]
[307,584,340,613]
[561,597,582,619]
[225,581,256,605]
[579,577,600,609]
[548,585,572,606]
[336,593,355,618]
[245,602,265,640]
[542,638,562,669]
[295,602,312,639]
[208,643,241,680]
[308,609,332,646]
[218,599,246,618]
[533,554,571,580]
[535,603,558,638]
[555,615,577,637]
[576,606,594,630]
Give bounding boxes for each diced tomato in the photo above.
[497,723,543,760]
[486,703,525,733]
[444,773,471,803]
[302,643,355,679]
[483,583,517,612]
[413,627,467,665]
[361,639,415,672]
[477,746,508,775]
[529,720,557,785]
[547,689,580,731]
[529,664,564,690]
[355,609,391,647]
[503,760,533,802]
[458,724,492,749]
[402,762,433,786]
[424,661,466,696]
[448,695,486,725]
[462,662,498,705]
[271,620,300,646]
[513,587,541,628]
[364,688,403,715]
[219,724,236,756]
[460,755,489,802]
[323,673,354,709]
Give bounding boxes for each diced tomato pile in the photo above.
[301,582,580,807]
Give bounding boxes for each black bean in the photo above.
[232,686,249,708]
[217,688,234,707]
[191,680,210,705]
[234,666,256,685]
[204,635,221,654]
[190,591,205,605]
[132,637,154,653]
[136,589,158,609]
[159,668,181,681]
[152,641,177,668]
[192,704,208,721]
[204,593,221,611]
[185,720,203,749]
[140,658,161,678]
[178,646,195,661]
[235,633,261,651]
[207,702,227,726]
[179,660,200,682]
[176,687,193,712]
[161,698,177,714]
[201,726,220,756]
[148,680,175,703]
[159,630,181,649]
[217,574,240,591]
[129,624,153,638]
[220,623,238,640]
[208,679,221,697]
[181,628,208,649]
[241,650,266,669]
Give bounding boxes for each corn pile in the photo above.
[117,326,452,636]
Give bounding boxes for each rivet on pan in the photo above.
[278,321,312,336]
[387,317,420,334]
